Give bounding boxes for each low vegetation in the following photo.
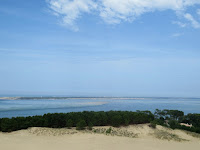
[154,130,188,142]
[92,127,138,138]
[153,109,200,134]
[149,121,157,129]
[106,127,112,134]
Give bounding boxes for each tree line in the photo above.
[0,111,154,132]
[0,109,199,134]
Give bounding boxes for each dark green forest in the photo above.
[0,110,199,134]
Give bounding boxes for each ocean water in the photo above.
[0,97,200,118]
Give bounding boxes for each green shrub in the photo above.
[169,120,178,129]
[76,120,87,130]
[149,121,156,129]
[87,122,93,130]
[106,127,112,134]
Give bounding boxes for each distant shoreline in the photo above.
[0,96,199,100]
[0,97,145,100]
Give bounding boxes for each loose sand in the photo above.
[0,124,199,150]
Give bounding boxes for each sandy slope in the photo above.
[0,124,199,150]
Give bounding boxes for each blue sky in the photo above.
[0,0,200,97]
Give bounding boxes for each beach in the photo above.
[0,124,199,150]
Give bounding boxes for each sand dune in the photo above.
[0,124,199,150]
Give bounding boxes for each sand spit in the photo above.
[0,124,199,150]
[0,97,145,100]
[0,97,19,100]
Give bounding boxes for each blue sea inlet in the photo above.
[0,97,200,118]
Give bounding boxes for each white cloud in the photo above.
[46,0,200,30]
[184,13,200,28]
[47,0,97,31]
[172,21,187,27]
[99,0,185,24]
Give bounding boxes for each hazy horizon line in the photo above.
[0,95,199,99]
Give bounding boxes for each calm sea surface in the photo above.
[0,97,200,118]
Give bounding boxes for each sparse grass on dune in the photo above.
[28,127,78,136]
[184,130,200,138]
[153,130,188,142]
[91,127,138,138]
[22,124,200,143]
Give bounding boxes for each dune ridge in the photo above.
[0,124,199,150]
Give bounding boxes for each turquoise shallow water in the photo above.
[0,97,200,118]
